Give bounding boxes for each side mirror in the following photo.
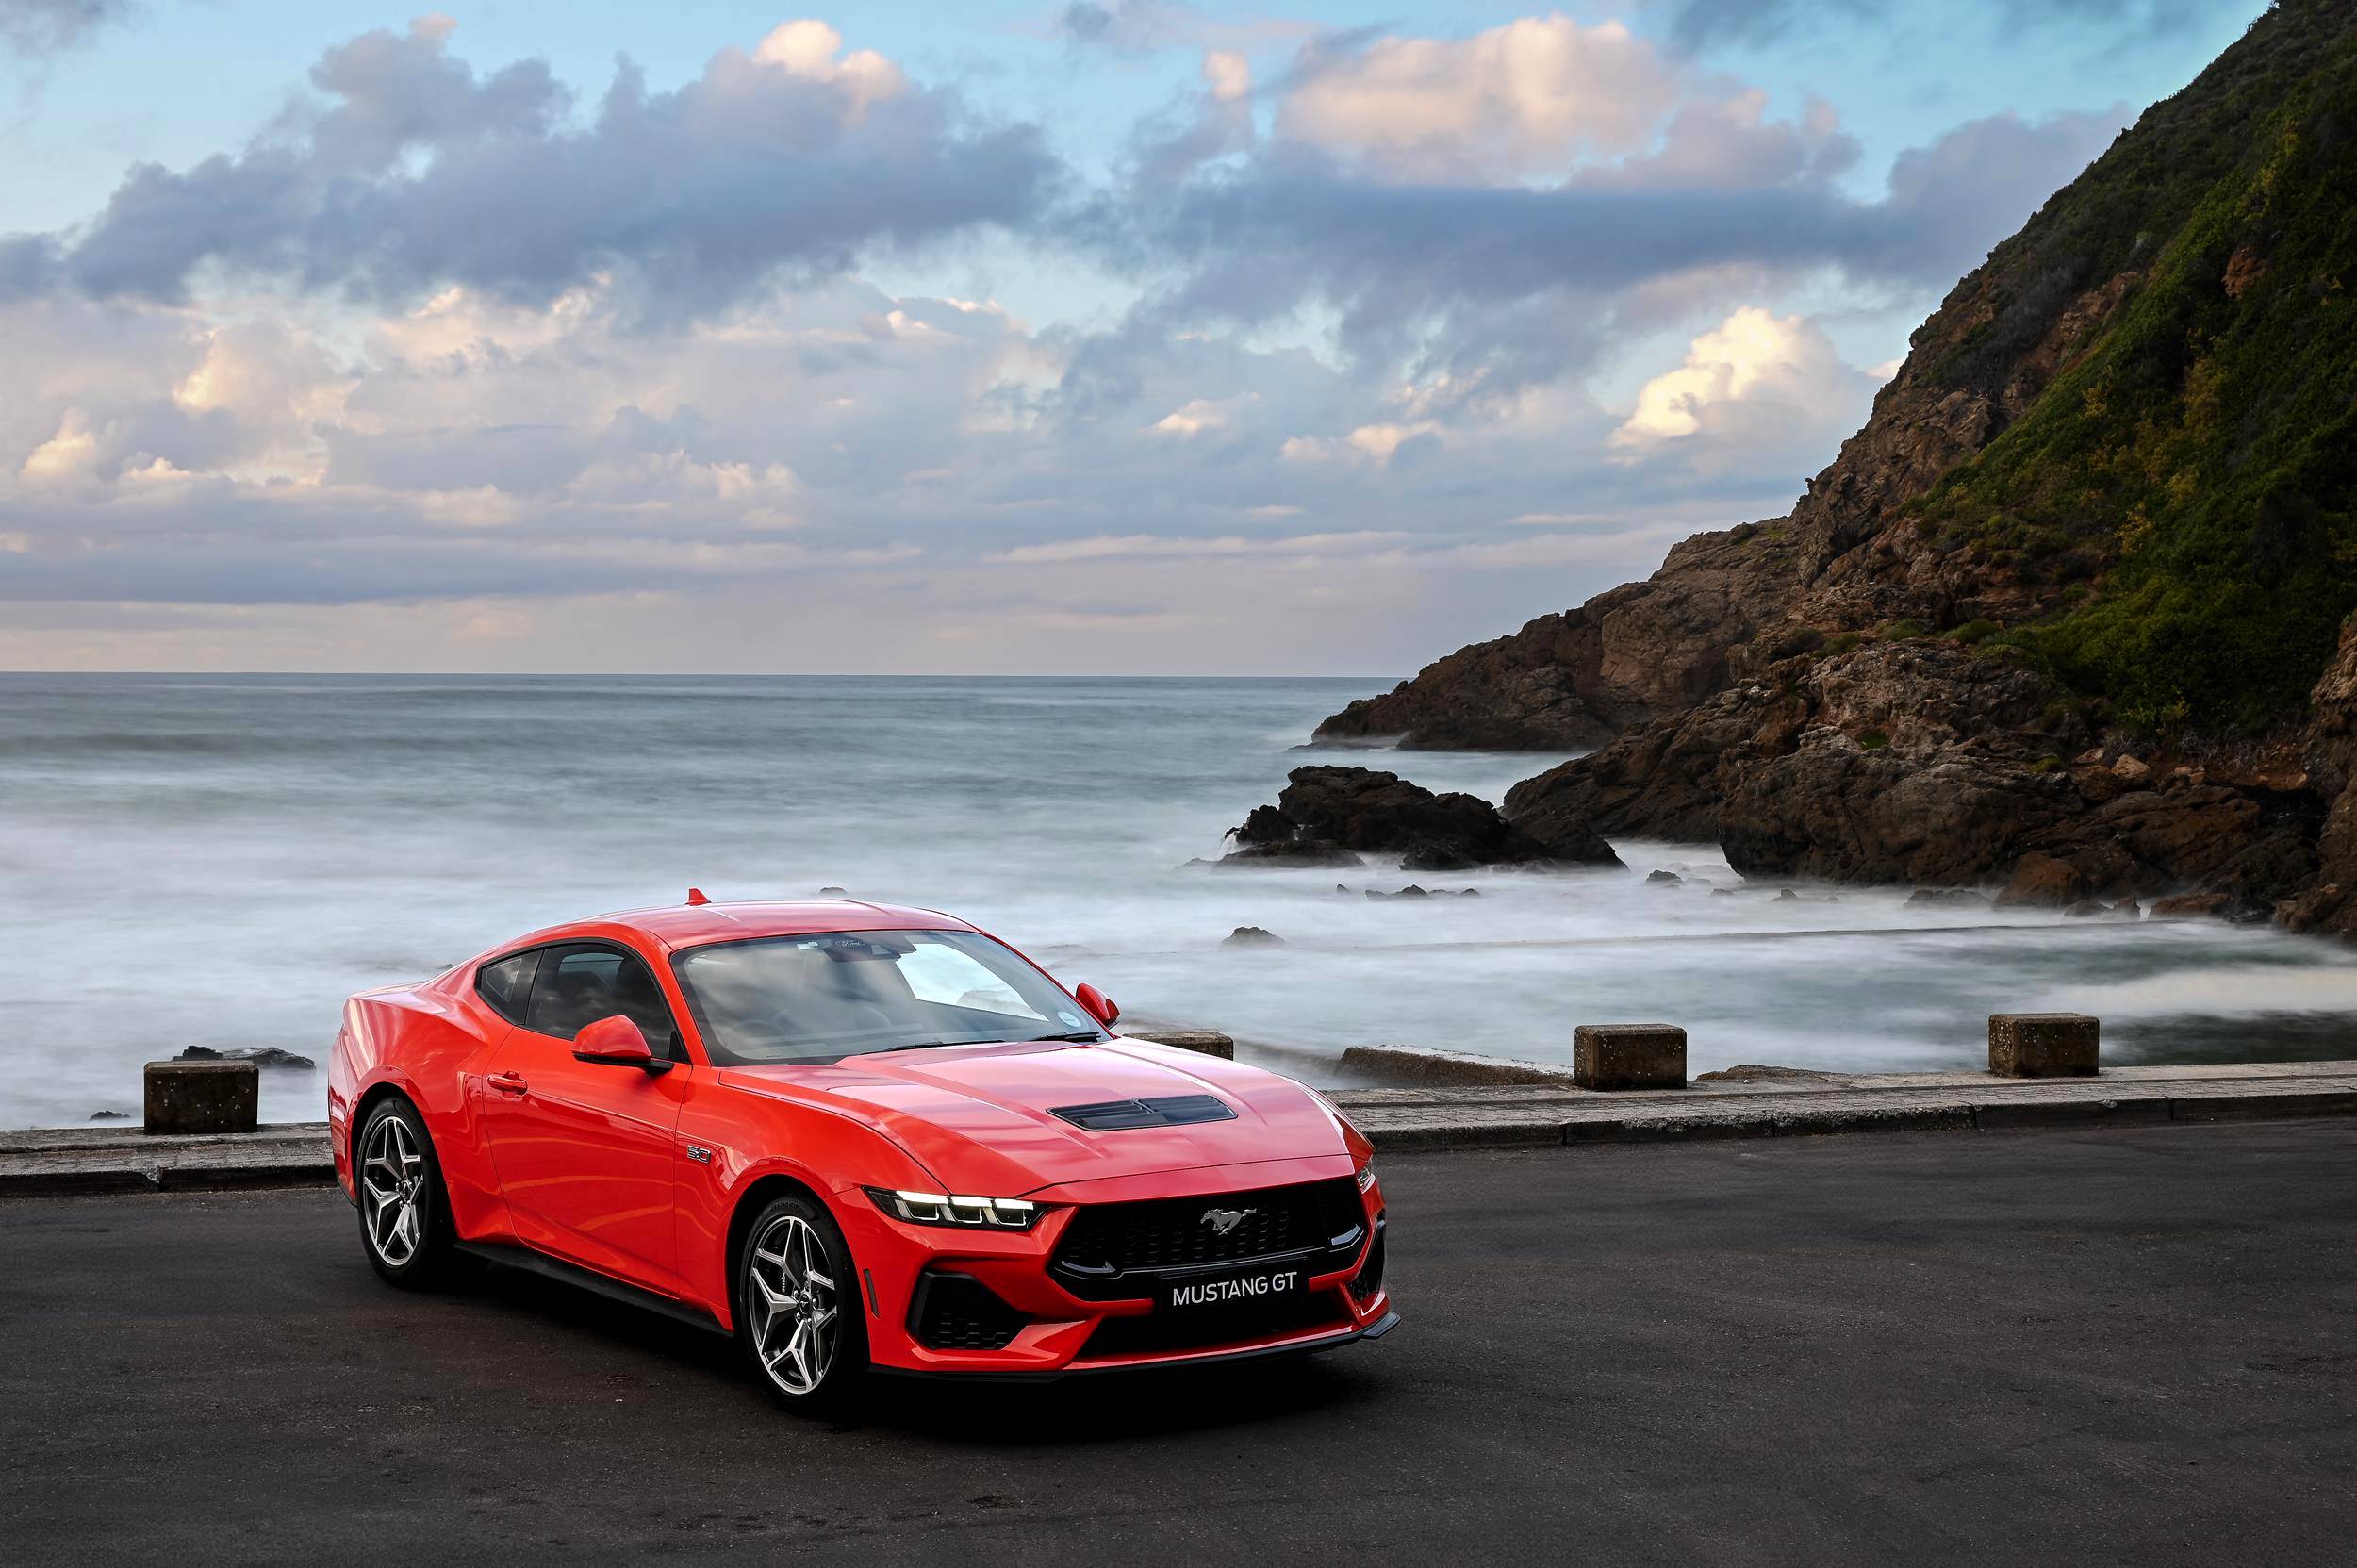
[1073,983,1121,1030]
[574,1015,669,1073]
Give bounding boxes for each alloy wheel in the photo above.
[747,1214,840,1395]
[359,1114,427,1268]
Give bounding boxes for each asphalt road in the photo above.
[4,1122,2353,1566]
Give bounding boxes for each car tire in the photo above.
[736,1191,868,1414]
[354,1096,466,1289]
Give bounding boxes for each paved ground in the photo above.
[3,1122,2352,1566]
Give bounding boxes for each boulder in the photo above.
[1996,852,2088,909]
[1645,869,1682,884]
[1227,765,1620,869]
[2149,892,2232,919]
[1222,926,1285,949]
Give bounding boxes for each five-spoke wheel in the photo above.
[738,1193,866,1411]
[360,1112,427,1267]
[353,1097,461,1287]
[748,1214,839,1393]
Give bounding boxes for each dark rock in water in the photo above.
[1365,884,1478,900]
[2063,899,2109,918]
[1225,765,1619,869]
[1710,887,1736,897]
[1906,888,1992,910]
[89,1109,130,1121]
[1645,869,1682,884]
[1218,839,1363,868]
[818,885,848,895]
[2108,897,2142,920]
[175,1045,317,1070]
[1776,889,1799,900]
[1222,926,1285,949]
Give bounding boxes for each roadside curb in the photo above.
[1330,1069,2357,1152]
[6,1066,2356,1195]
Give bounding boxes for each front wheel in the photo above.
[737,1193,867,1413]
[354,1097,465,1288]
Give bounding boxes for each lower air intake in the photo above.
[910,1272,1029,1352]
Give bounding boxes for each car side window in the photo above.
[475,950,539,1026]
[524,944,684,1060]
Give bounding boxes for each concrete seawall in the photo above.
[5,1059,2353,1195]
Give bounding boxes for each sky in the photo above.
[0,0,2268,674]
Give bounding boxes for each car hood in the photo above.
[717,1036,1354,1196]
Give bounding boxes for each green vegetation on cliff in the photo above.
[1913,0,2357,733]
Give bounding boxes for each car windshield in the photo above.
[669,928,1108,1065]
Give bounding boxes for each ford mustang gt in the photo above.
[328,894,1395,1410]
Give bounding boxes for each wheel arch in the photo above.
[346,1079,420,1203]
[723,1169,832,1313]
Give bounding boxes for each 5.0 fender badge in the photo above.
[684,1145,714,1164]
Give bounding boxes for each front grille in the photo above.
[1077,1288,1352,1361]
[1051,1094,1236,1131]
[1051,1177,1363,1299]
[910,1272,1029,1352]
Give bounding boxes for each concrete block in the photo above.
[1987,1014,2099,1079]
[143,1061,258,1135]
[1127,1029,1235,1059]
[1574,1024,1687,1092]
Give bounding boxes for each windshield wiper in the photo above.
[1024,1032,1104,1043]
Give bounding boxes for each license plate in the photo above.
[1161,1264,1304,1312]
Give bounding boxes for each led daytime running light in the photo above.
[865,1187,1040,1230]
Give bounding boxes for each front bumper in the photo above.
[836,1156,1396,1378]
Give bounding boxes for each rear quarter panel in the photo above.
[331,981,513,1242]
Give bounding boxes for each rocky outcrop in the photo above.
[1227,766,1620,870]
[1311,523,1805,750]
[1314,4,2357,928]
[1502,637,2320,905]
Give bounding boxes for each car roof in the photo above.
[504,898,978,955]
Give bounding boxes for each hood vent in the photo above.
[1051,1095,1236,1131]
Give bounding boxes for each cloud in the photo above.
[1612,305,1873,452]
[0,0,134,56]
[8,18,1060,317]
[1277,17,1678,183]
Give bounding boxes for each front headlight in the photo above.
[864,1187,1042,1230]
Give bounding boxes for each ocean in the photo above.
[6,672,2355,1129]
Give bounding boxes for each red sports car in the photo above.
[328,894,1395,1409]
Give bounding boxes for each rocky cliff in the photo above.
[1316,0,2357,923]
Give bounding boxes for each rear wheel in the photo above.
[354,1097,465,1288]
[737,1193,867,1413]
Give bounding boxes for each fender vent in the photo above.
[1051,1094,1237,1131]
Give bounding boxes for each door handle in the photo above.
[486,1071,529,1095]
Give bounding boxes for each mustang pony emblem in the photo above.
[1201,1206,1257,1236]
